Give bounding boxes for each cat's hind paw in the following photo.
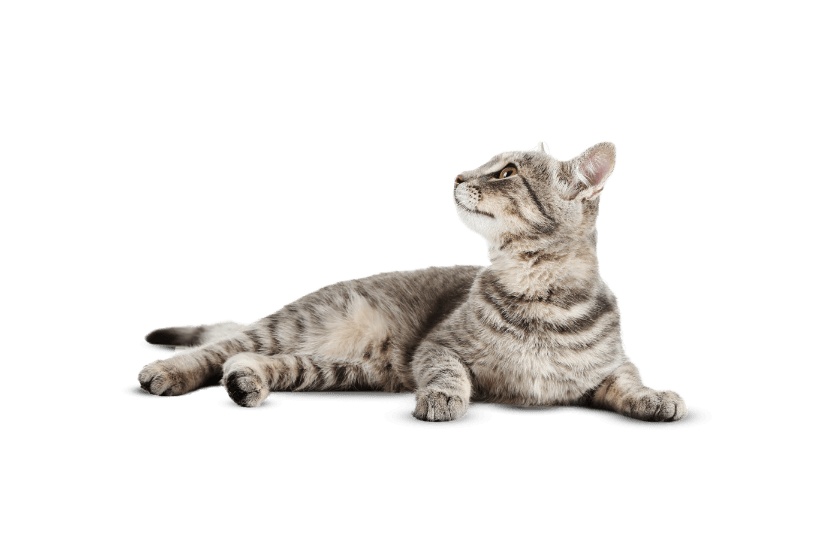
[223,357,270,408]
[413,390,468,422]
[139,361,188,396]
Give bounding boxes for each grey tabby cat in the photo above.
[139,142,686,422]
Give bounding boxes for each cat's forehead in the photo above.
[469,151,553,176]
[473,150,526,172]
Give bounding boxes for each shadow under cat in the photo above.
[131,341,712,424]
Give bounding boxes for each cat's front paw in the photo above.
[413,390,468,422]
[626,389,687,422]
[139,361,188,396]
[223,357,269,408]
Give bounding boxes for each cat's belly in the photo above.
[269,265,480,391]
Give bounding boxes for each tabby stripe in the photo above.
[498,233,542,251]
[201,347,224,366]
[303,302,324,325]
[354,286,381,309]
[519,174,556,227]
[299,356,322,390]
[294,358,312,390]
[481,273,547,304]
[349,367,372,390]
[425,367,461,385]
[460,324,488,354]
[601,375,616,400]
[474,302,521,338]
[292,359,306,390]
[264,315,281,354]
[268,358,284,389]
[545,293,614,335]
[315,364,329,389]
[481,279,550,334]
[227,336,253,354]
[560,319,618,351]
[548,286,594,310]
[433,372,460,390]
[531,253,547,267]
[198,347,228,379]
[479,286,525,330]
[246,330,263,352]
[419,356,446,377]
[503,193,523,218]
[449,331,472,353]
[531,251,561,267]
[338,362,358,390]
[332,364,347,389]
[479,278,614,338]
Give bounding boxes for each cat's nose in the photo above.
[455,175,465,185]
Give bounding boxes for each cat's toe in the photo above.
[413,390,467,422]
[223,362,269,408]
[138,362,186,396]
[628,390,687,422]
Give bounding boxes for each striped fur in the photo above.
[139,142,686,422]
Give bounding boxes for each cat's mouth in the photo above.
[455,197,495,219]
[453,195,475,212]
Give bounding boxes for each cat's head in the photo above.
[453,142,615,247]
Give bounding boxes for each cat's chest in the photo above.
[439,294,621,405]
[467,340,603,406]
[473,340,567,377]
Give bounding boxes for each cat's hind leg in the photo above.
[222,354,317,408]
[222,354,378,407]
[139,326,270,396]
[586,362,687,422]
[411,341,472,422]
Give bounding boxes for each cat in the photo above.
[139,142,687,422]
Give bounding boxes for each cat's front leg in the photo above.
[588,362,687,422]
[411,342,472,422]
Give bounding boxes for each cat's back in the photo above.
[382,265,478,306]
[307,264,480,315]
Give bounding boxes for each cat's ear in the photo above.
[564,142,616,200]
[534,142,549,154]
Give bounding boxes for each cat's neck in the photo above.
[486,233,600,298]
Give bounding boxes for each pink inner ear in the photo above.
[583,153,614,187]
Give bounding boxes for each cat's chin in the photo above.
[455,202,498,240]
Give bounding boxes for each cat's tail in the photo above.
[145,321,246,347]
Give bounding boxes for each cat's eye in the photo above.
[499,165,518,179]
